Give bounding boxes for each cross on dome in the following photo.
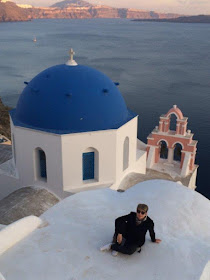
[69,48,75,61]
[66,48,78,66]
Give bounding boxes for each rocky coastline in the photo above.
[0,98,11,140]
[0,0,180,22]
[0,1,30,22]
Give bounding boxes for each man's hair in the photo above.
[137,204,148,212]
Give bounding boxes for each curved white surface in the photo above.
[0,216,42,255]
[0,180,209,280]
[0,272,6,280]
[200,261,210,280]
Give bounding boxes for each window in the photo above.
[34,148,47,181]
[83,152,94,180]
[12,134,16,163]
[39,150,47,178]
[123,137,129,170]
[159,141,168,159]
[173,143,182,161]
[169,113,177,131]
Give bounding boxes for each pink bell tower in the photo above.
[146,105,198,188]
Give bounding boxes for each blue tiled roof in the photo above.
[11,64,137,134]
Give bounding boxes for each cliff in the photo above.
[0,0,30,22]
[49,0,180,19]
[26,6,180,20]
[0,0,180,22]
[0,98,11,140]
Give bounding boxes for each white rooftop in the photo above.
[0,180,209,280]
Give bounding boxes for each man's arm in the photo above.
[115,213,132,244]
[149,221,156,242]
[149,220,161,243]
[115,213,132,230]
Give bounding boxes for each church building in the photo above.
[9,50,146,198]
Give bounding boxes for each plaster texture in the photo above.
[0,180,209,280]
[0,215,42,255]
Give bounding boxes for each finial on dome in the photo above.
[66,48,78,66]
[173,104,177,109]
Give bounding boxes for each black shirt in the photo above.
[116,212,156,245]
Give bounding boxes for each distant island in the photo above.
[133,15,210,24]
[1,0,210,24]
[0,0,180,22]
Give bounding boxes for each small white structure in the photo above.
[0,215,42,255]
[8,50,146,198]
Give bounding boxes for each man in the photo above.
[100,204,161,256]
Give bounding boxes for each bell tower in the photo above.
[146,105,198,187]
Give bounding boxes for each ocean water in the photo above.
[0,19,209,199]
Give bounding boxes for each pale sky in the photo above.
[13,0,210,15]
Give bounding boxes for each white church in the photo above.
[0,49,198,199]
[6,50,146,198]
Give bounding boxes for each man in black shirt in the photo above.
[100,204,161,256]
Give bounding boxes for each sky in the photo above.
[13,0,210,15]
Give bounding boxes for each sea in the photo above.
[0,18,209,199]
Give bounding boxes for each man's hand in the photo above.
[155,239,161,244]
[117,233,123,244]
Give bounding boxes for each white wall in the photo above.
[116,117,138,182]
[0,216,42,255]
[147,146,156,168]
[10,116,146,197]
[61,129,117,192]
[188,167,197,190]
[13,125,64,198]
[62,117,143,192]
[110,117,146,190]
[0,174,21,200]
[181,151,191,177]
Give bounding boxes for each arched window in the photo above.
[169,113,177,132]
[12,134,16,163]
[82,148,99,181]
[123,137,129,171]
[159,141,168,159]
[173,143,182,161]
[34,148,47,181]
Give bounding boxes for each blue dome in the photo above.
[11,64,137,134]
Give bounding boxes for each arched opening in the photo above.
[173,143,182,161]
[169,113,177,132]
[123,137,129,171]
[83,148,99,181]
[159,141,168,159]
[34,148,47,181]
[12,134,16,164]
